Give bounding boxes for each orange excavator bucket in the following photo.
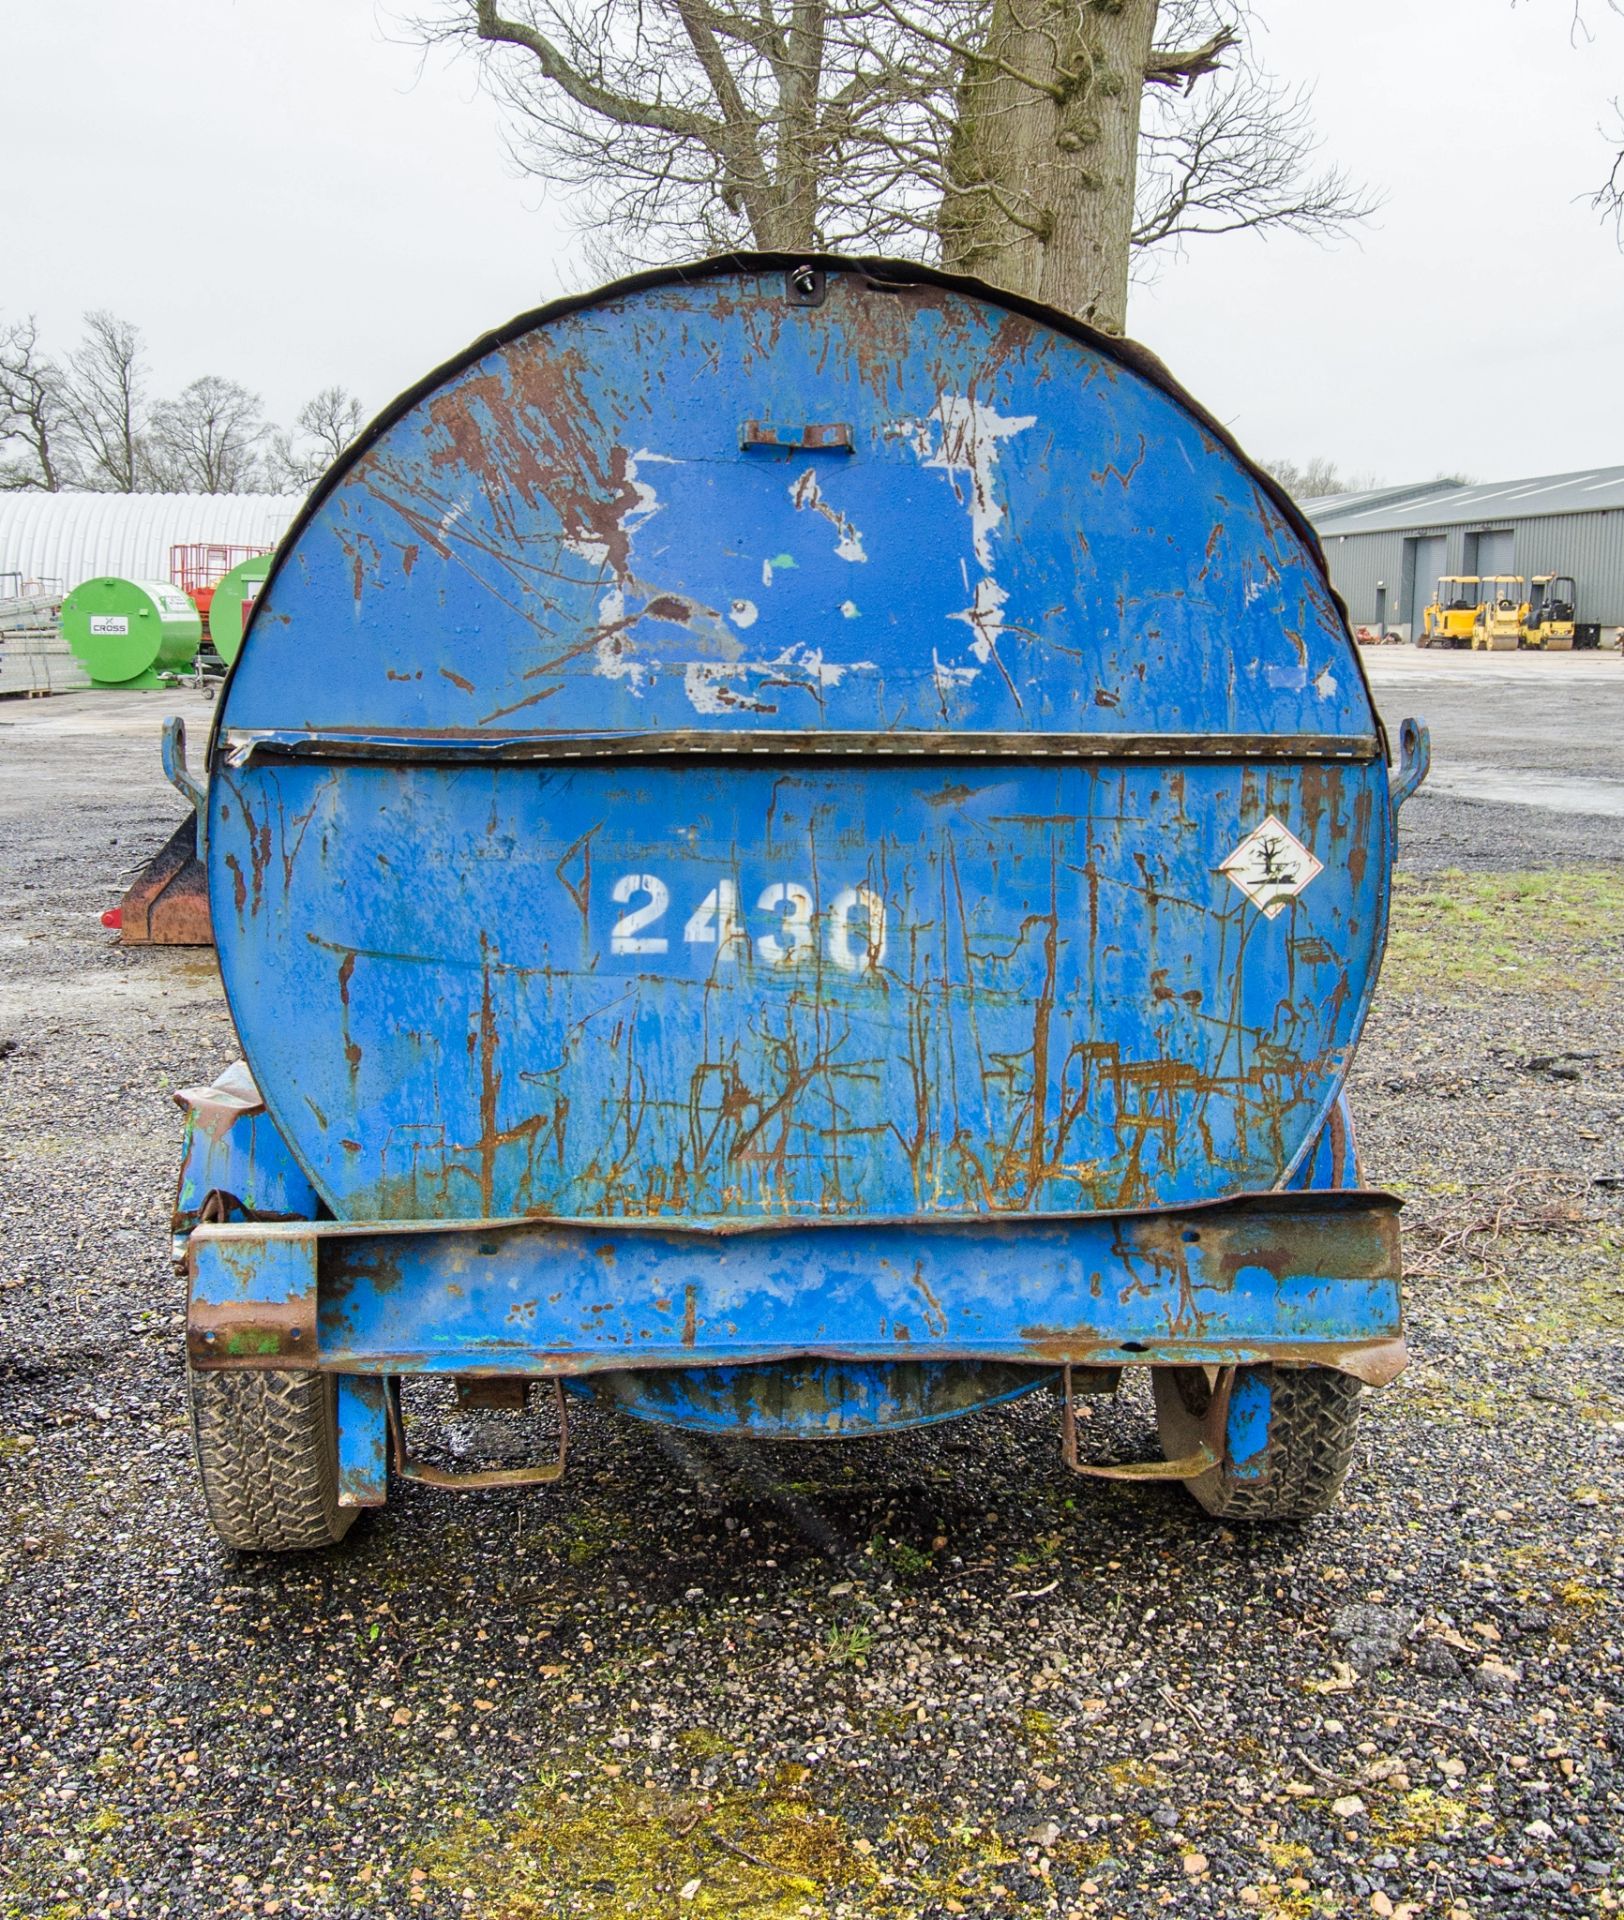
[108,813,213,946]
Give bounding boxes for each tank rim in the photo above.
[203,249,1380,767]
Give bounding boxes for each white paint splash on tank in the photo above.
[896,395,1035,570]
[623,448,674,533]
[683,645,875,715]
[591,584,654,693]
[932,652,979,691]
[949,577,1011,664]
[683,661,754,714]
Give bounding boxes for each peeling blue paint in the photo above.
[184,259,1413,1456]
[336,1375,389,1507]
[1226,1370,1275,1479]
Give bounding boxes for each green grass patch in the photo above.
[822,1622,874,1667]
[1384,866,1624,998]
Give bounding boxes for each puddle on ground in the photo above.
[1425,763,1624,818]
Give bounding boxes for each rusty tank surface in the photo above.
[168,255,1429,1550]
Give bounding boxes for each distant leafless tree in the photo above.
[149,377,269,494]
[1262,456,1383,499]
[266,384,367,492]
[0,317,78,492]
[58,310,151,492]
[412,0,1375,333]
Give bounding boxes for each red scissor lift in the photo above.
[169,543,268,650]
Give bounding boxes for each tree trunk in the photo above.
[940,0,1160,334]
[766,0,827,249]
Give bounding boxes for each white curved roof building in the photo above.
[0,492,305,594]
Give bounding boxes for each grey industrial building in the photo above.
[1306,465,1624,641]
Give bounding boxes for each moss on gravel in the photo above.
[412,1772,1031,1918]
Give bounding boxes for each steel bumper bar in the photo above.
[186,1190,1405,1386]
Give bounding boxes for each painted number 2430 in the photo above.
[609,875,887,975]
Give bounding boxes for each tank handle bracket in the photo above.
[1389,716,1430,811]
[384,1375,569,1490]
[741,420,854,453]
[162,714,207,819]
[1060,1363,1220,1481]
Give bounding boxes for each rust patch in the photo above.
[424,349,644,577]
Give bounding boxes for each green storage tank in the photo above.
[207,552,273,666]
[61,578,201,689]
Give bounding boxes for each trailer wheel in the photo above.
[188,1365,356,1551]
[1153,1364,1362,1520]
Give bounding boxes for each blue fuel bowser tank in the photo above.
[171,256,1428,1549]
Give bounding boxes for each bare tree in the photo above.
[414,0,1373,332]
[149,377,269,494]
[0,318,77,492]
[59,310,151,492]
[266,384,367,491]
[1262,457,1383,499]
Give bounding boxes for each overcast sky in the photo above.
[6,0,1621,485]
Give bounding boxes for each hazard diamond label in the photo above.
[1220,815,1323,918]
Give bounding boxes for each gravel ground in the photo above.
[2,663,1622,1920]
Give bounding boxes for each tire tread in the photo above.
[1210,1366,1362,1520]
[189,1366,354,1552]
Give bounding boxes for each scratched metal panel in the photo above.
[208,755,1387,1222]
[221,270,1370,741]
[207,260,1388,1229]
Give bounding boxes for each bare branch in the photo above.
[473,0,722,139]
[1145,24,1238,90]
[1593,97,1624,240]
[1135,67,1381,251]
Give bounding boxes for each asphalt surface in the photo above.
[1,656,1621,1920]
[1364,648,1624,871]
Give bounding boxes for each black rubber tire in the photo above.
[188,1365,356,1551]
[1153,1363,1362,1520]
